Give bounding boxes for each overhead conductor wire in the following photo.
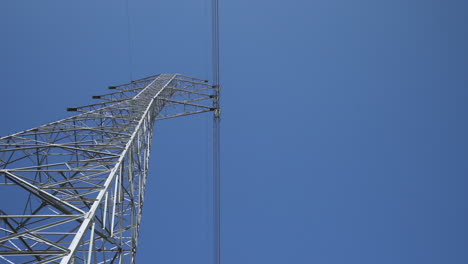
[125,0,134,81]
[212,0,221,263]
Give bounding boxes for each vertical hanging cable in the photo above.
[212,0,221,263]
[125,0,134,81]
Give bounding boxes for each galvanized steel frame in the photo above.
[0,74,217,264]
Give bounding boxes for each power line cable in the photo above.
[211,0,221,263]
[125,0,134,81]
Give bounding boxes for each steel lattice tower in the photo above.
[0,74,219,263]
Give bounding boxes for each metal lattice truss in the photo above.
[0,74,218,264]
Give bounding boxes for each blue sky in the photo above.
[1,0,468,263]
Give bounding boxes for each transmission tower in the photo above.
[0,74,219,263]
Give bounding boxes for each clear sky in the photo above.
[1,0,468,263]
